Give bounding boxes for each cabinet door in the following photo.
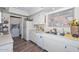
[44,37,65,52]
[36,34,40,46]
[0,43,13,52]
[36,34,44,48]
[30,32,36,43]
[39,36,44,48]
[29,31,33,41]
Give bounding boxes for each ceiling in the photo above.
[16,7,62,12]
[16,7,42,12]
[15,7,43,15]
[8,7,63,16]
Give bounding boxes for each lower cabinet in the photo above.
[30,31,37,43]
[35,34,66,51]
[30,33,79,52]
[0,43,13,52]
[43,37,66,52]
[43,37,79,52]
[36,34,44,49]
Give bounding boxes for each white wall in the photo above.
[30,11,45,24]
[74,7,79,19]
[10,17,21,24]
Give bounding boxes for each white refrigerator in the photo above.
[23,21,33,41]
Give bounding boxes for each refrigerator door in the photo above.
[25,21,32,41]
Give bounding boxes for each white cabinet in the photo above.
[30,32,79,52]
[43,37,66,52]
[35,33,66,51]
[43,35,79,52]
[30,31,37,43]
[30,32,44,49]
[0,43,13,52]
[36,33,44,48]
[0,34,13,52]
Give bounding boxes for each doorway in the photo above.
[10,16,22,38]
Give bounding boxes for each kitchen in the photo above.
[0,7,79,52]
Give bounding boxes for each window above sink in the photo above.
[45,8,75,35]
[48,8,74,27]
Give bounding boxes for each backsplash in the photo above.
[34,24,44,32]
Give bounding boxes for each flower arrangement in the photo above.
[69,18,79,26]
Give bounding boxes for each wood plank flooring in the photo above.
[13,37,47,52]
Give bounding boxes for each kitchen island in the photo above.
[0,34,13,52]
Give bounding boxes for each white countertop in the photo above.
[0,34,13,46]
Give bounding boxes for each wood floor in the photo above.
[13,37,47,52]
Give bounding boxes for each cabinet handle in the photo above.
[40,36,42,38]
[65,46,67,48]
